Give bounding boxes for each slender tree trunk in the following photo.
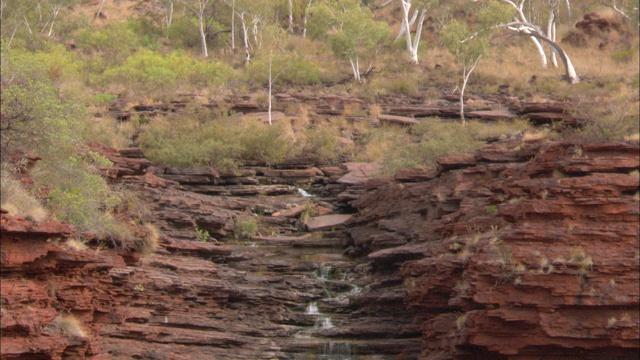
[166,1,173,28]
[268,57,273,125]
[251,15,260,47]
[238,12,250,63]
[535,35,579,83]
[501,0,548,68]
[230,0,235,51]
[198,13,208,57]
[506,23,580,83]
[287,0,293,33]
[408,8,426,64]
[349,57,361,83]
[612,0,632,20]
[23,16,32,35]
[302,0,312,38]
[96,0,106,19]
[47,3,62,37]
[396,2,418,42]
[459,56,481,125]
[7,24,18,49]
[547,2,558,67]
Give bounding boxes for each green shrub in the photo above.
[580,95,640,141]
[239,121,293,165]
[39,155,127,238]
[370,118,532,176]
[139,108,300,169]
[302,127,342,163]
[74,21,138,65]
[384,78,419,96]
[245,53,321,86]
[100,49,235,96]
[234,218,258,240]
[138,113,243,170]
[195,227,210,242]
[611,47,638,63]
[166,16,202,50]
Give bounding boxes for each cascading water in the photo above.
[316,317,333,329]
[314,264,332,280]
[320,342,354,360]
[306,301,320,315]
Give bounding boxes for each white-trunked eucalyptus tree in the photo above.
[479,0,579,83]
[441,0,514,124]
[229,0,277,63]
[308,0,390,83]
[396,0,438,64]
[260,24,289,125]
[181,0,211,57]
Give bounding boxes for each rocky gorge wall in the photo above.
[346,139,639,359]
[1,136,638,359]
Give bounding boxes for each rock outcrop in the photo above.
[346,139,639,359]
[2,137,637,359]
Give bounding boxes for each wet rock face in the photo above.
[347,140,639,358]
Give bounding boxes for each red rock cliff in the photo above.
[2,138,638,360]
[346,139,639,359]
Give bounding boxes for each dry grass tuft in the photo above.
[81,116,132,149]
[0,173,48,222]
[45,314,87,338]
[133,223,160,257]
[65,238,89,251]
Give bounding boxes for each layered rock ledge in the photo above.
[346,139,639,359]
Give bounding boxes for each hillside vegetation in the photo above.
[1,0,638,240]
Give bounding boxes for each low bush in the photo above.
[100,49,235,97]
[358,118,533,176]
[245,53,321,86]
[74,21,138,66]
[579,95,639,141]
[234,218,259,240]
[139,107,310,169]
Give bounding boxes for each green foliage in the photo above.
[138,107,297,169]
[441,20,488,65]
[246,53,321,85]
[308,0,390,74]
[100,49,235,95]
[239,121,293,165]
[166,16,202,49]
[93,93,118,106]
[2,44,83,86]
[485,205,498,214]
[579,95,640,141]
[611,47,638,63]
[195,227,210,242]
[366,118,532,176]
[302,126,343,163]
[234,218,259,240]
[74,21,138,65]
[0,77,82,159]
[39,154,127,237]
[0,50,130,239]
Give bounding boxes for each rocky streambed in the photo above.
[1,135,638,359]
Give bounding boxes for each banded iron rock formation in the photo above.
[1,136,638,359]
